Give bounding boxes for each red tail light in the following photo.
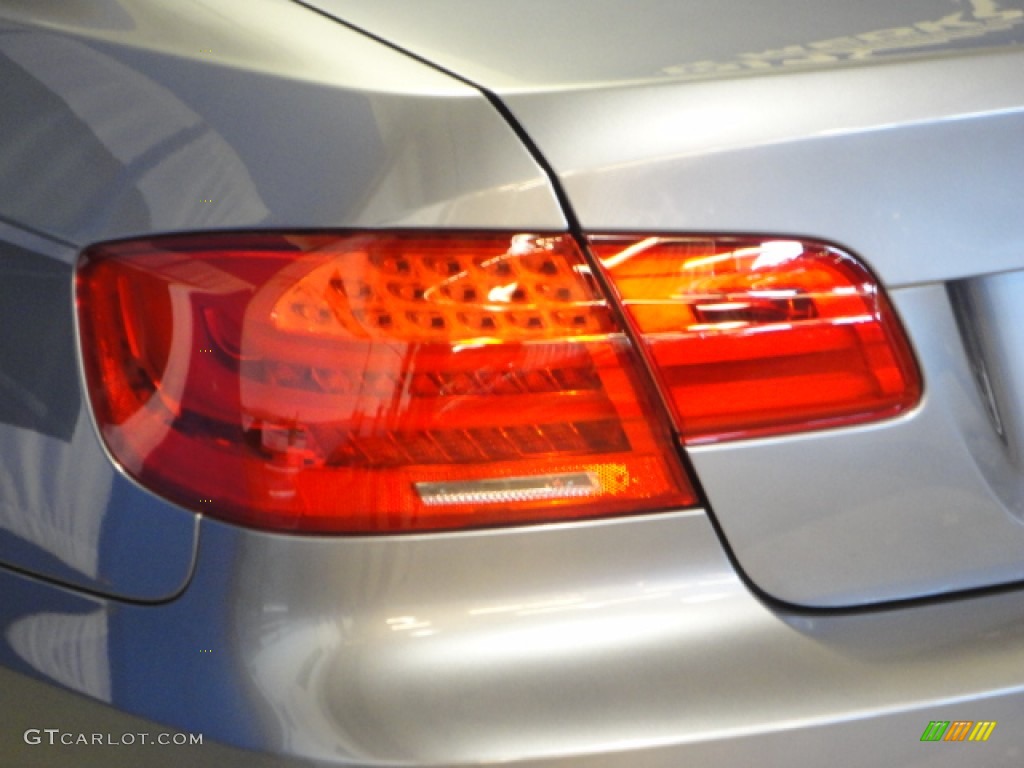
[589,236,922,444]
[76,233,695,533]
[77,232,920,532]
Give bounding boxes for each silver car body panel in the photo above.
[498,49,1024,288]
[502,52,1024,605]
[5,510,1024,766]
[692,284,1024,605]
[2,0,1024,764]
[301,0,1024,93]
[0,0,563,597]
[303,0,1024,606]
[0,0,565,248]
[0,219,198,600]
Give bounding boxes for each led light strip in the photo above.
[415,472,600,506]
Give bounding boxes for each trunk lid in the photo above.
[302,0,1024,607]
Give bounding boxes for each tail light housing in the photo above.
[77,231,920,533]
[77,233,695,533]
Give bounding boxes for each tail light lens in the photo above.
[77,233,695,533]
[77,231,920,532]
[590,236,922,444]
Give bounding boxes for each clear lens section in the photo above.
[589,236,922,444]
[415,472,600,506]
[76,233,695,533]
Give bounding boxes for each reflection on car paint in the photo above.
[661,0,1024,79]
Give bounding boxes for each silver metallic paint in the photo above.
[0,0,565,247]
[303,0,1024,91]
[4,511,1024,765]
[500,49,1024,288]
[306,0,1024,605]
[498,46,1024,605]
[691,284,1024,606]
[0,0,564,595]
[2,0,1024,764]
[0,219,198,600]
[956,270,1024,477]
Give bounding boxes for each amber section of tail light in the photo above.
[590,236,921,444]
[76,233,695,533]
